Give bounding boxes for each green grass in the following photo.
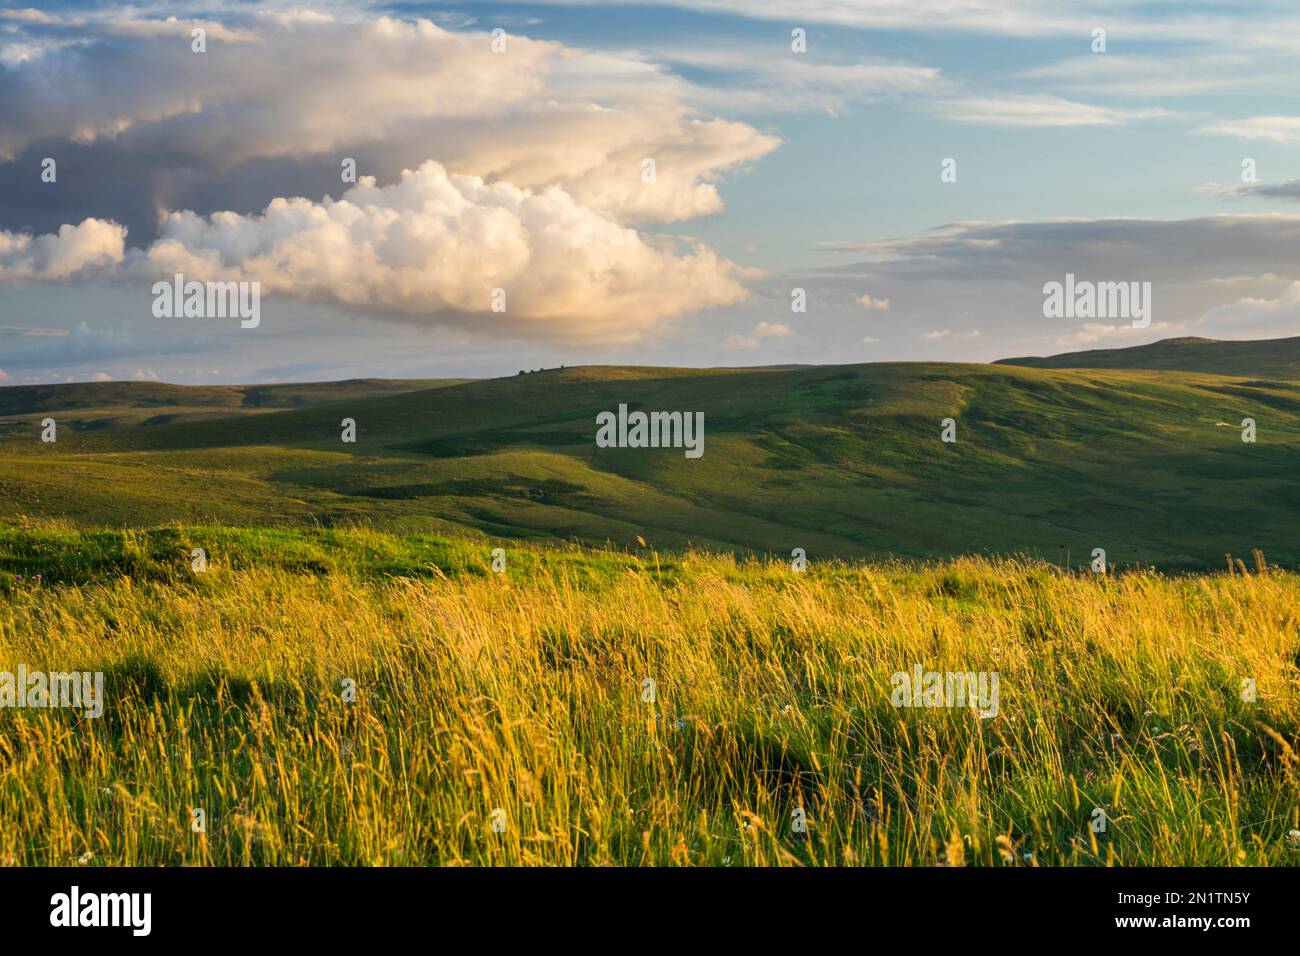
[3,350,1294,866]
[997,334,1300,379]
[0,522,1296,866]
[3,360,1299,568]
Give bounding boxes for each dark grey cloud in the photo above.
[0,319,210,369]
[1227,180,1300,202]
[0,10,777,241]
[760,215,1300,356]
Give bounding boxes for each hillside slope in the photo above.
[996,336,1300,379]
[2,362,1297,569]
[0,377,468,434]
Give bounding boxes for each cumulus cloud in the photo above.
[0,163,751,346]
[0,219,125,281]
[0,12,779,236]
[138,162,750,344]
[0,11,775,349]
[0,368,10,381]
[857,293,890,310]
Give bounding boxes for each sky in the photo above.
[2,0,1300,384]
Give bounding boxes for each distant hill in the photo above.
[0,378,469,431]
[0,378,467,415]
[2,360,1298,569]
[996,336,1300,379]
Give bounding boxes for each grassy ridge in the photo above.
[0,378,467,435]
[0,523,1297,866]
[3,361,1300,568]
[997,335,1300,379]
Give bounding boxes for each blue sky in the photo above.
[2,0,1300,384]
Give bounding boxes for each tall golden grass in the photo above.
[0,541,1297,866]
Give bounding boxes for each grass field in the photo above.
[0,522,1297,866]
[4,352,1300,570]
[2,344,1298,866]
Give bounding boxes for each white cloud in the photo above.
[0,9,61,25]
[128,161,750,346]
[0,368,10,381]
[1056,321,1181,346]
[857,293,890,310]
[723,321,793,349]
[923,329,980,340]
[0,220,126,281]
[641,47,946,114]
[1197,281,1300,339]
[1020,54,1277,99]
[1198,116,1300,144]
[931,95,1169,128]
[0,13,779,225]
[92,371,112,382]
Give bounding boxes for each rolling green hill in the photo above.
[0,377,468,435]
[2,360,1298,569]
[996,335,1300,379]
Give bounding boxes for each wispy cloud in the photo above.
[931,95,1170,128]
[1197,116,1300,144]
[1018,54,1283,98]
